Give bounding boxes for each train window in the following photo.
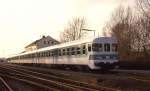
[88,44,91,51]
[26,55,29,58]
[43,52,45,57]
[49,51,51,56]
[48,51,51,56]
[71,47,75,55]
[104,44,110,52]
[58,49,61,56]
[40,52,43,57]
[43,52,46,57]
[83,50,86,54]
[45,52,47,56]
[45,52,48,57]
[67,48,70,55]
[39,53,41,57]
[83,45,86,49]
[42,53,44,57]
[30,54,33,58]
[77,47,81,54]
[37,53,40,57]
[82,45,86,54]
[53,50,57,56]
[92,44,98,51]
[112,44,117,52]
[41,53,43,57]
[99,44,103,52]
[92,44,103,52]
[46,52,49,57]
[54,50,56,56]
[51,51,54,56]
[31,54,34,58]
[52,51,55,56]
[44,52,46,57]
[63,49,66,55]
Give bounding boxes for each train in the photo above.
[7,37,118,71]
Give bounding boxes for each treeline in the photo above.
[103,0,150,62]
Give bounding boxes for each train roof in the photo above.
[8,36,117,58]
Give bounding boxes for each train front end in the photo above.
[88,37,118,70]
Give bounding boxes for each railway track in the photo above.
[10,63,150,85]
[13,64,150,90]
[0,63,120,91]
[0,77,13,91]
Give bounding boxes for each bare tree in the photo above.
[103,6,137,60]
[103,3,150,61]
[137,0,150,18]
[136,0,150,59]
[60,17,87,42]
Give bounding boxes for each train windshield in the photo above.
[92,44,103,52]
[112,44,117,52]
[92,43,118,52]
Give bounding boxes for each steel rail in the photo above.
[0,77,13,91]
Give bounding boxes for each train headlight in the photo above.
[105,56,110,59]
[95,56,103,60]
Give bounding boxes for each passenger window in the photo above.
[46,51,49,57]
[67,48,70,55]
[112,44,117,52]
[48,51,51,56]
[43,52,46,57]
[58,49,61,56]
[63,49,65,55]
[83,45,86,49]
[42,52,44,57]
[99,44,103,52]
[53,50,58,56]
[88,44,91,51]
[71,47,75,55]
[51,51,54,56]
[77,47,81,54]
[83,50,86,54]
[37,53,40,57]
[82,45,86,54]
[104,44,110,52]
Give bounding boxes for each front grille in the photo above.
[89,54,118,60]
[94,62,118,68]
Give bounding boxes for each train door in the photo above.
[53,49,59,64]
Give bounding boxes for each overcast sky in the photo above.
[0,0,133,57]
